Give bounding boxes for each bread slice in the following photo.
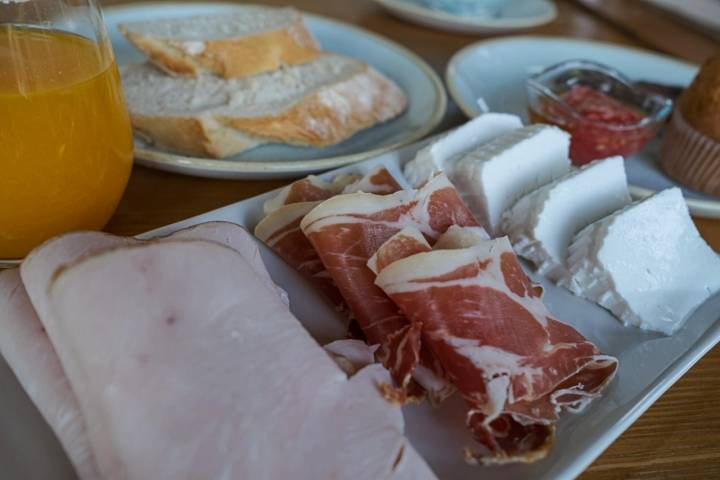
[118,7,321,78]
[121,54,408,158]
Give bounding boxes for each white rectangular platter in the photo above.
[2,138,719,480]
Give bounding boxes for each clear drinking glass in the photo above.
[0,0,133,265]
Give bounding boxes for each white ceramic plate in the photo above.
[372,0,557,34]
[444,36,720,218]
[103,2,446,179]
[4,137,719,479]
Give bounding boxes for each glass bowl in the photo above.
[526,59,673,165]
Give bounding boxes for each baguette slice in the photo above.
[118,7,321,78]
[121,54,408,158]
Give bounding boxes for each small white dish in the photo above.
[372,0,557,34]
[104,2,446,179]
[444,36,720,218]
[2,136,720,479]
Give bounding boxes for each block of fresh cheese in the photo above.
[563,187,720,335]
[502,156,631,281]
[451,124,571,236]
[403,113,522,187]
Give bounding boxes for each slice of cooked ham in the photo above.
[301,174,481,402]
[17,222,339,479]
[45,239,436,479]
[164,221,285,301]
[374,228,618,464]
[21,231,137,478]
[0,270,99,480]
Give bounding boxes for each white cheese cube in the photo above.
[403,113,522,187]
[563,187,720,335]
[502,156,631,281]
[452,124,571,236]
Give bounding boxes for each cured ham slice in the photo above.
[255,201,348,315]
[434,225,490,249]
[342,165,403,194]
[0,270,99,480]
[256,166,403,319]
[262,174,357,215]
[262,166,401,215]
[367,227,431,275]
[45,239,436,479]
[301,174,479,401]
[374,228,618,464]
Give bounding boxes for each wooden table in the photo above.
[102,0,720,477]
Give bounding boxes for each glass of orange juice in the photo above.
[0,0,133,265]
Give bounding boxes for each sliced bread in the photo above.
[121,54,408,158]
[118,6,321,78]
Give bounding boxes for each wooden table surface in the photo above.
[101,0,720,477]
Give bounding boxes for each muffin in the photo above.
[660,54,720,195]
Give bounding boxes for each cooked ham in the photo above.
[15,222,346,479]
[164,221,285,301]
[21,231,137,479]
[0,269,99,480]
[45,239,436,479]
[374,227,618,464]
[301,174,480,402]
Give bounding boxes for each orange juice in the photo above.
[0,26,133,258]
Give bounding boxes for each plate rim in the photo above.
[443,35,720,218]
[104,1,447,177]
[371,0,558,30]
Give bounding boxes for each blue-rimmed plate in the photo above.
[104,2,446,179]
[444,36,720,219]
[372,0,557,34]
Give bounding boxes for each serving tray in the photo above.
[2,138,719,479]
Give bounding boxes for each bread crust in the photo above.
[119,14,320,79]
[225,65,407,147]
[128,64,408,158]
[131,115,262,158]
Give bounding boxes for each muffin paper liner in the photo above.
[660,109,720,196]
